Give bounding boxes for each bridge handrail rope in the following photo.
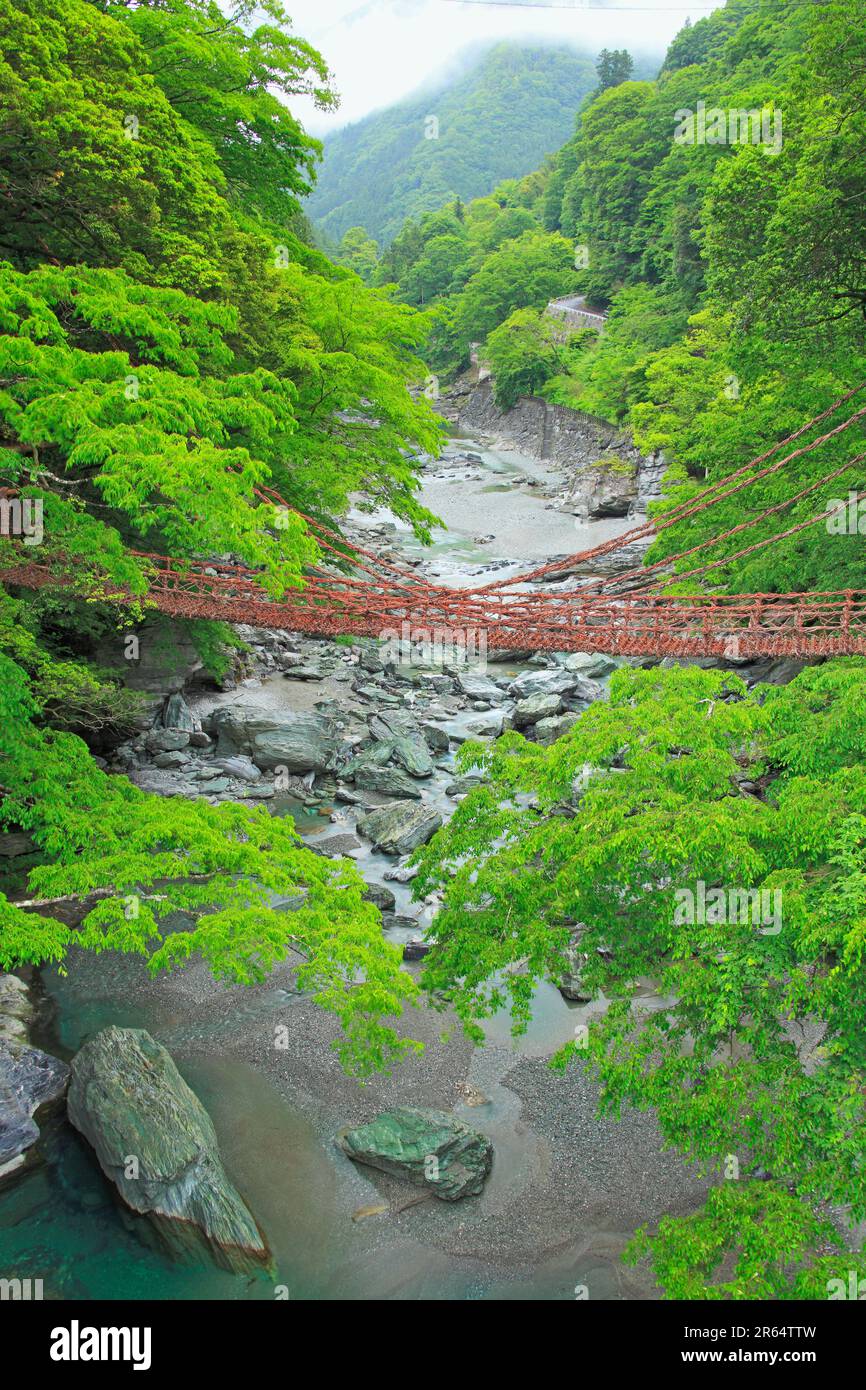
[4,388,866,657]
[601,454,866,594]
[465,381,866,593]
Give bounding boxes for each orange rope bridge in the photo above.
[4,388,866,659]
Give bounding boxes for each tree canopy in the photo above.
[0,0,443,1072]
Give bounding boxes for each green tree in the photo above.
[484,307,563,409]
[455,230,578,345]
[336,226,379,283]
[595,47,634,92]
[412,662,866,1294]
[0,0,442,1073]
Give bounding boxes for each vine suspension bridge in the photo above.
[4,387,866,659]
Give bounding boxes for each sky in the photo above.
[284,0,725,135]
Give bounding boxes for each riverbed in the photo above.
[0,431,707,1301]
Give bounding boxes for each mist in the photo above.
[285,0,724,134]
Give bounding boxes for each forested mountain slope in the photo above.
[304,43,602,247]
[379,0,866,599]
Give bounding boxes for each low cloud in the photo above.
[284,0,719,134]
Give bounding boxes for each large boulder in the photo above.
[0,1039,70,1176]
[95,618,203,699]
[211,705,340,774]
[67,1027,269,1272]
[162,692,196,732]
[0,972,32,1043]
[465,710,506,737]
[421,721,450,753]
[568,457,638,519]
[513,692,563,728]
[533,712,582,745]
[455,671,507,703]
[368,714,435,777]
[390,735,434,778]
[341,740,394,780]
[336,1107,493,1200]
[356,801,442,856]
[213,755,261,783]
[558,928,593,1002]
[562,652,617,680]
[353,764,423,800]
[145,728,190,754]
[508,668,604,704]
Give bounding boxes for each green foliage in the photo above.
[455,230,578,345]
[595,48,634,93]
[0,0,445,1073]
[306,43,598,246]
[334,226,379,284]
[412,662,866,1291]
[0,716,419,1077]
[625,1182,866,1300]
[485,307,565,409]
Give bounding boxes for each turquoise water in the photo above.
[0,955,626,1302]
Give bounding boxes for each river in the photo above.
[0,431,707,1301]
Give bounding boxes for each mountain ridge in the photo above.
[305,41,604,246]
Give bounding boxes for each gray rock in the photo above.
[445,774,484,796]
[455,671,506,703]
[153,750,190,769]
[558,928,593,1001]
[402,939,433,961]
[307,832,362,858]
[362,882,397,913]
[0,1039,70,1174]
[508,668,604,703]
[162,693,196,732]
[67,1027,269,1272]
[368,710,418,741]
[211,706,340,774]
[533,713,583,745]
[146,729,190,754]
[214,756,261,783]
[354,764,423,800]
[336,1107,493,1200]
[356,801,442,856]
[487,647,534,663]
[0,974,32,1024]
[513,692,563,728]
[341,740,394,778]
[383,863,420,883]
[465,710,506,737]
[570,458,637,518]
[95,618,203,700]
[381,913,421,933]
[0,831,36,858]
[390,734,434,778]
[562,652,617,679]
[356,684,400,704]
[421,722,450,753]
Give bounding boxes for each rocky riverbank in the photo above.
[0,427,805,1299]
